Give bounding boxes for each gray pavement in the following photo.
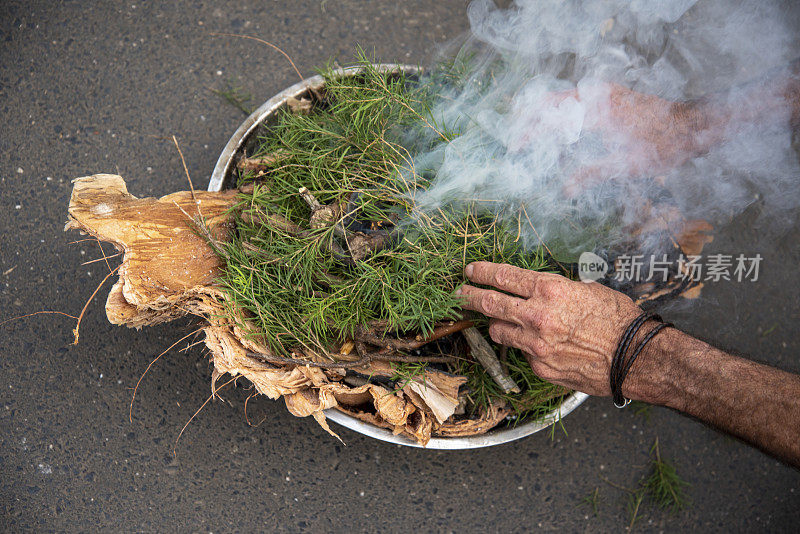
[1,1,798,531]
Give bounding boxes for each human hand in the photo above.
[456,261,642,396]
[524,83,712,195]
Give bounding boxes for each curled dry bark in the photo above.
[65,174,495,445]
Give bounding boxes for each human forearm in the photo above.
[564,59,800,186]
[625,327,800,465]
[458,261,800,467]
[688,58,800,154]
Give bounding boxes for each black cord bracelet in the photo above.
[610,312,655,406]
[610,312,670,408]
[609,312,653,397]
[616,321,673,401]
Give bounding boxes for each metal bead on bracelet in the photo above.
[610,312,673,408]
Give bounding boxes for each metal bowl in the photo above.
[209,64,589,449]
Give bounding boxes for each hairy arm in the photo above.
[627,328,800,466]
[691,56,800,147]
[457,261,800,466]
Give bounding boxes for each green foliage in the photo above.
[390,361,430,387]
[580,487,601,517]
[211,81,253,115]
[215,52,567,420]
[627,487,647,530]
[644,438,690,512]
[602,438,690,530]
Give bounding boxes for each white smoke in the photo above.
[409,0,800,258]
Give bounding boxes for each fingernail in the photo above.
[454,286,463,296]
[464,263,474,278]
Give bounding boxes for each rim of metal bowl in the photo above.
[208,64,589,449]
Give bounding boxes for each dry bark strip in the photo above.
[236,151,288,173]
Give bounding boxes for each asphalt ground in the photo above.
[1,1,798,531]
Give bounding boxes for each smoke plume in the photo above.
[409,0,800,258]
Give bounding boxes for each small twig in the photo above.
[130,327,205,423]
[240,209,302,234]
[247,350,372,369]
[0,310,79,329]
[179,339,206,353]
[244,392,258,426]
[498,344,510,376]
[245,349,456,370]
[298,186,322,210]
[81,252,122,266]
[94,237,114,274]
[298,186,343,232]
[209,32,304,81]
[356,320,474,351]
[628,489,646,531]
[174,375,238,456]
[380,354,456,364]
[244,392,269,427]
[237,152,287,173]
[418,320,476,344]
[72,265,120,345]
[462,327,520,394]
[172,135,203,219]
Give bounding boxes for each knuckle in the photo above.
[539,279,560,299]
[492,265,514,288]
[538,368,557,382]
[481,291,505,315]
[522,308,549,331]
[536,311,553,332]
[490,322,520,347]
[529,337,550,357]
[533,279,551,298]
[529,360,551,379]
[487,321,501,336]
[520,307,539,327]
[488,322,507,342]
[480,292,500,314]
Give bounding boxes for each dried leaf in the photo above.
[286,95,313,114]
